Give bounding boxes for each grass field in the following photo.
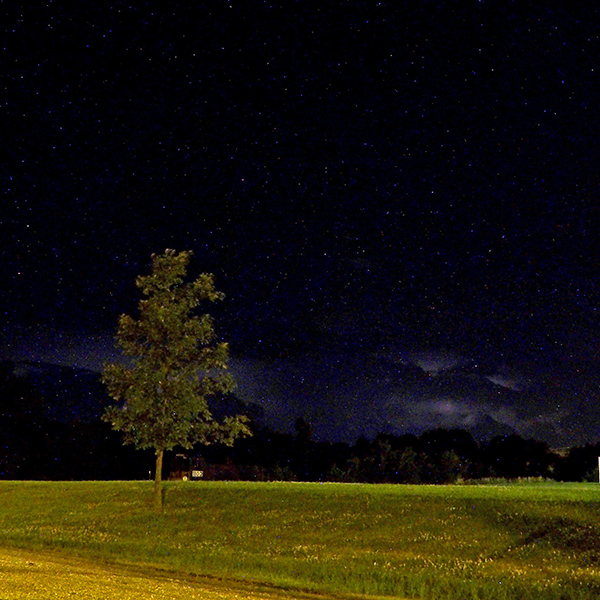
[0,481,599,599]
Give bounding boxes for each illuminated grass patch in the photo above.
[0,481,599,599]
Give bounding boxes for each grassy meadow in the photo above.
[0,480,599,599]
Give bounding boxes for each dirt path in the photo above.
[0,548,310,600]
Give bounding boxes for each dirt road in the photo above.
[0,548,298,600]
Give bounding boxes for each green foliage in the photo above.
[102,250,251,454]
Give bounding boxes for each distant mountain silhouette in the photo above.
[469,414,519,442]
[9,356,600,449]
[16,360,107,422]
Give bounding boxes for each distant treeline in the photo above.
[1,359,599,482]
[171,418,600,484]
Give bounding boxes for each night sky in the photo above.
[3,1,600,447]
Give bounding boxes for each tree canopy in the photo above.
[102,249,250,510]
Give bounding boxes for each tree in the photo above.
[102,249,251,511]
[483,435,554,479]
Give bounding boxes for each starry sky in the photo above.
[3,1,600,446]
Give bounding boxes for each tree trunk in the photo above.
[153,448,164,513]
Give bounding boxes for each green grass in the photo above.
[1,481,600,599]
